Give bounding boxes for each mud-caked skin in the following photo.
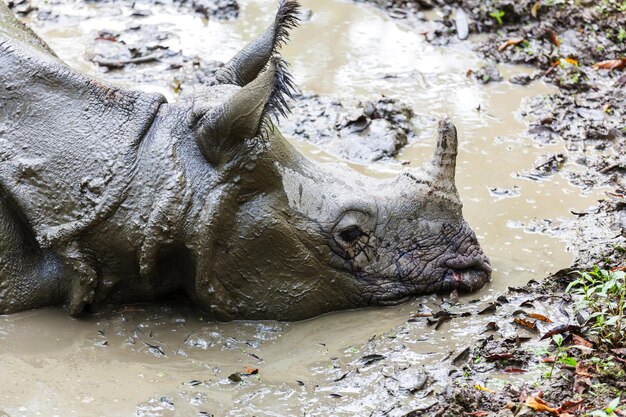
[0,0,491,320]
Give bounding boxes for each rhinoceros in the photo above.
[0,0,491,320]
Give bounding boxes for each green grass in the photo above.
[567,267,626,348]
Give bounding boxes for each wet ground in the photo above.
[1,0,625,415]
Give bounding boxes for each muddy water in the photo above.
[0,1,609,416]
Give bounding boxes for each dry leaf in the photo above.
[528,313,553,323]
[572,334,593,348]
[593,59,625,70]
[541,324,581,340]
[503,367,527,373]
[514,317,539,332]
[474,384,496,393]
[525,395,558,414]
[573,376,591,394]
[485,353,514,361]
[563,57,578,66]
[498,37,525,51]
[243,366,259,375]
[531,2,540,18]
[557,399,584,414]
[465,412,489,417]
[575,362,593,378]
[548,30,560,47]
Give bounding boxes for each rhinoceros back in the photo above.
[0,4,166,247]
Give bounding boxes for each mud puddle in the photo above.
[0,0,612,415]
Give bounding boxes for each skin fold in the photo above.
[0,0,491,320]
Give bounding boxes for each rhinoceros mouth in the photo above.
[444,257,492,292]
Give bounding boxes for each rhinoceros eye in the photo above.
[339,225,365,243]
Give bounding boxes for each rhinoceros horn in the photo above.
[211,0,300,87]
[427,119,459,192]
[193,57,295,165]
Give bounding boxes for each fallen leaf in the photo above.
[485,321,499,332]
[333,372,349,382]
[358,354,385,367]
[243,366,259,375]
[525,395,558,414]
[573,376,591,394]
[611,348,626,356]
[503,367,527,373]
[228,372,242,383]
[465,412,489,417]
[514,317,539,332]
[548,30,560,47]
[498,37,525,51]
[486,353,514,362]
[557,399,583,414]
[474,384,496,393]
[572,334,592,348]
[593,59,626,71]
[575,363,593,378]
[563,57,578,66]
[528,313,553,323]
[541,324,581,340]
[452,347,471,365]
[478,302,497,314]
[531,2,540,18]
[542,356,556,363]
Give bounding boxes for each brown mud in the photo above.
[1,0,625,415]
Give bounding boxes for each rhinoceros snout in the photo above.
[444,255,492,292]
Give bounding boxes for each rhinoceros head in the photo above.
[182,0,490,320]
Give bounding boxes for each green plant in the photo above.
[489,9,505,25]
[545,333,578,378]
[567,267,626,348]
[618,28,626,43]
[587,396,621,416]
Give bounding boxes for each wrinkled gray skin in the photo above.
[0,0,491,320]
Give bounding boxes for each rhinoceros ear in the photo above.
[192,57,296,165]
[427,119,459,192]
[210,0,300,87]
